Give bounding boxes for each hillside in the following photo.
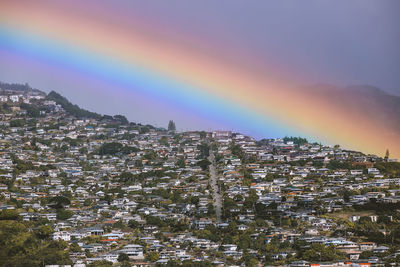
[46,91,103,120]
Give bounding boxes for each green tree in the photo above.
[244,189,259,210]
[197,143,210,159]
[88,260,113,267]
[35,225,54,240]
[0,221,72,266]
[283,136,308,146]
[98,142,123,155]
[301,244,344,262]
[146,252,160,262]
[177,157,186,168]
[70,243,82,252]
[128,220,139,229]
[56,209,74,220]
[0,209,20,220]
[230,144,244,159]
[114,115,129,125]
[10,119,26,127]
[118,253,130,262]
[48,196,71,209]
[197,159,211,171]
[168,120,176,131]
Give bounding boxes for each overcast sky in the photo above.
[120,0,400,95]
[1,0,399,95]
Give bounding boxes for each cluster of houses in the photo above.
[0,88,399,267]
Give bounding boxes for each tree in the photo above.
[177,157,186,168]
[21,103,40,117]
[0,209,20,220]
[128,220,139,229]
[243,252,259,267]
[70,243,82,252]
[197,159,211,171]
[119,172,135,183]
[197,143,210,159]
[118,253,130,262]
[48,196,71,209]
[84,199,92,206]
[0,221,72,266]
[255,203,268,219]
[56,209,74,220]
[10,119,25,127]
[168,120,176,131]
[283,136,308,146]
[230,143,244,159]
[385,149,390,161]
[301,244,344,262]
[98,142,123,155]
[35,225,54,240]
[113,115,129,125]
[375,162,400,176]
[88,260,113,267]
[79,147,88,154]
[146,252,160,262]
[244,189,259,210]
[238,234,252,250]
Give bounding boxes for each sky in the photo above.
[0,0,399,157]
[121,0,400,94]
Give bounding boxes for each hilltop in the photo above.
[0,81,44,94]
[0,81,142,127]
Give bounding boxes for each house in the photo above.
[86,258,104,264]
[349,215,361,222]
[237,224,249,231]
[41,213,57,221]
[118,244,144,259]
[287,260,309,267]
[192,218,212,230]
[53,231,71,241]
[305,228,319,236]
[221,244,237,251]
[223,250,242,259]
[102,231,125,239]
[101,253,119,263]
[373,246,389,253]
[347,250,361,260]
[367,168,380,175]
[86,227,104,236]
[9,95,20,102]
[0,184,7,190]
[359,242,376,251]
[350,170,364,176]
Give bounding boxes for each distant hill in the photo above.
[304,84,400,133]
[0,81,130,123]
[0,81,44,94]
[46,91,133,125]
[46,91,103,120]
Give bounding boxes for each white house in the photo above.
[118,244,144,259]
[53,231,71,241]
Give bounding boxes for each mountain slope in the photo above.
[46,91,102,120]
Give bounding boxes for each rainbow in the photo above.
[0,1,398,158]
